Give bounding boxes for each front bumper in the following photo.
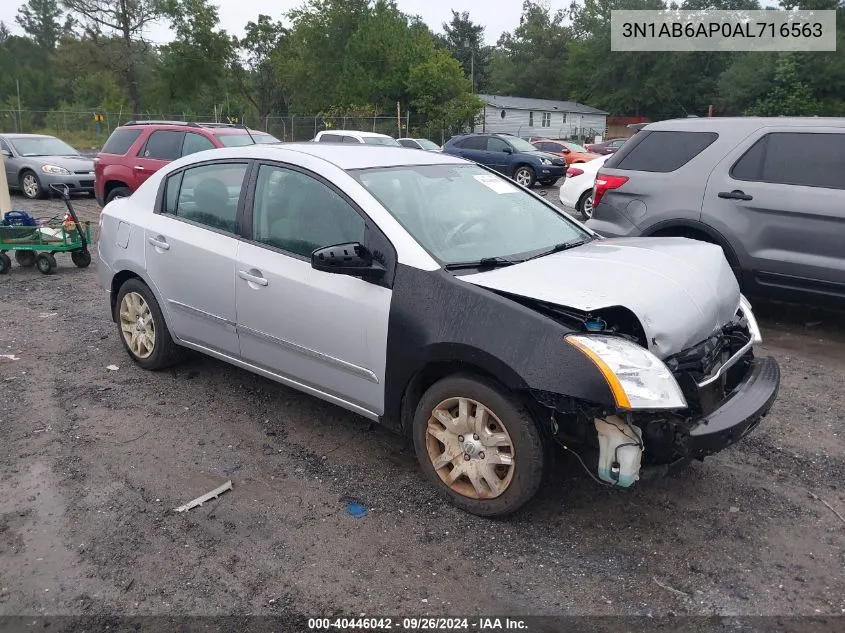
[687,356,779,458]
[42,172,96,194]
[537,165,566,180]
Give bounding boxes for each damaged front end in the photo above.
[531,296,780,488]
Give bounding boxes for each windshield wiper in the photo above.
[444,256,517,271]
[522,237,594,262]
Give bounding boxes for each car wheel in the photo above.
[14,250,36,267]
[513,166,536,188]
[20,170,44,200]
[412,374,545,517]
[115,278,183,370]
[35,252,57,275]
[71,249,91,268]
[0,253,11,275]
[577,190,594,220]
[105,186,131,204]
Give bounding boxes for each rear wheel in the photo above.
[71,249,91,268]
[105,186,131,204]
[14,250,36,267]
[115,278,183,370]
[35,252,57,275]
[513,166,536,188]
[0,253,11,275]
[412,374,545,517]
[577,190,594,220]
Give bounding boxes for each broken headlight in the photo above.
[566,334,688,411]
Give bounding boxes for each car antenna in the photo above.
[239,124,257,144]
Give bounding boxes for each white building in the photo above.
[478,94,607,141]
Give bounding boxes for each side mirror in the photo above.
[311,242,386,280]
[503,146,513,154]
[0,149,10,157]
[562,148,571,154]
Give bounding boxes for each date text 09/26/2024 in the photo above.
[308,617,528,631]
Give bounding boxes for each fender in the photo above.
[105,259,177,334]
[643,218,744,270]
[382,265,616,430]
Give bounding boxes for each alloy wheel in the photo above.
[22,173,39,198]
[515,169,532,187]
[119,291,156,359]
[425,397,515,499]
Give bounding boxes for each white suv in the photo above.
[314,130,401,146]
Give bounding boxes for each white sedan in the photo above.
[96,143,777,517]
[558,154,609,220]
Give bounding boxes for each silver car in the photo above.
[97,143,779,517]
[0,133,96,199]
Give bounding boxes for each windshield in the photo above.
[565,142,588,153]
[416,139,440,150]
[352,164,588,265]
[506,137,540,153]
[10,136,78,157]
[214,132,279,147]
[362,136,401,146]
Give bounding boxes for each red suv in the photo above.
[94,121,279,205]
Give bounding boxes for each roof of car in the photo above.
[644,117,845,132]
[317,130,393,138]
[1,133,55,139]
[119,121,259,134]
[212,142,467,170]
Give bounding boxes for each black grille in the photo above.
[79,179,94,187]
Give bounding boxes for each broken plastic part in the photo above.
[595,416,643,487]
[173,480,233,513]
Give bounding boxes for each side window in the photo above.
[342,136,360,144]
[398,139,416,148]
[528,112,534,127]
[140,131,185,160]
[0,139,10,153]
[487,137,510,153]
[165,162,248,233]
[457,136,486,150]
[251,164,365,258]
[318,133,343,143]
[182,132,216,157]
[733,132,845,190]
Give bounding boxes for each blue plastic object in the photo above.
[346,502,367,518]
[2,210,37,227]
[584,318,606,332]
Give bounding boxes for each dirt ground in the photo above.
[1,193,844,626]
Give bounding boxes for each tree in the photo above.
[0,22,10,45]
[440,11,490,92]
[746,54,821,116]
[233,15,291,120]
[61,0,169,116]
[16,0,72,50]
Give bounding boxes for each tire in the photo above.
[35,252,57,275]
[577,190,594,220]
[20,170,44,200]
[14,250,36,268]
[115,278,183,370]
[513,166,536,188]
[105,186,131,204]
[412,374,545,517]
[71,249,92,268]
[0,253,11,275]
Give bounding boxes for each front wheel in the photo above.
[20,170,44,200]
[71,249,91,268]
[0,253,11,275]
[14,250,36,267]
[115,278,183,370]
[412,374,545,517]
[35,252,57,275]
[105,186,131,205]
[513,166,536,188]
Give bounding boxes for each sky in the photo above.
[1,0,574,46]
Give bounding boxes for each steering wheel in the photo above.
[443,216,491,247]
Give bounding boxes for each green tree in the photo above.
[233,15,291,119]
[746,54,821,115]
[16,0,73,50]
[439,11,490,92]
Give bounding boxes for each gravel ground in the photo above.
[1,193,844,626]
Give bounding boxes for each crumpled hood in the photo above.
[460,237,740,358]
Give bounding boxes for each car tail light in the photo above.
[566,167,584,178]
[593,172,629,209]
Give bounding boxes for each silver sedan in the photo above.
[1,134,95,199]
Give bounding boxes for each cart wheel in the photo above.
[36,253,57,275]
[14,250,36,268]
[0,253,11,275]
[71,249,92,268]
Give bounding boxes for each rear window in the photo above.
[732,132,845,190]
[318,133,344,143]
[213,132,278,147]
[606,130,718,172]
[362,136,401,146]
[101,128,142,155]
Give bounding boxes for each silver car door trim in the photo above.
[696,337,754,388]
[167,299,236,328]
[238,323,379,384]
[178,339,380,420]
[237,270,269,286]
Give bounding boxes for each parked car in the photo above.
[398,138,441,151]
[442,133,566,187]
[94,121,279,206]
[531,139,601,166]
[586,138,628,155]
[314,130,402,146]
[587,117,845,304]
[97,143,778,517]
[0,133,95,199]
[558,154,610,219]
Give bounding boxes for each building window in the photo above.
[529,112,534,127]
[500,109,506,119]
[562,113,567,124]
[542,112,551,127]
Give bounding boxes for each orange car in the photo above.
[531,139,600,166]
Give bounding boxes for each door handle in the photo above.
[134,165,145,171]
[238,270,269,287]
[147,236,170,251]
[718,189,753,201]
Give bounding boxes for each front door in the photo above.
[235,163,392,416]
[703,128,845,296]
[485,137,512,173]
[134,130,185,187]
[144,160,250,357]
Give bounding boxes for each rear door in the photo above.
[702,127,845,296]
[134,130,185,186]
[449,136,487,162]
